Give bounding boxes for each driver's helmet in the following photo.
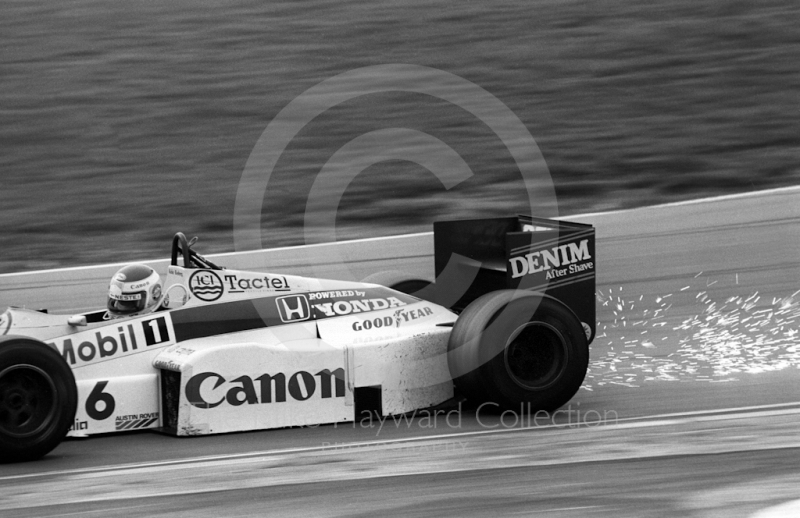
[107,264,162,316]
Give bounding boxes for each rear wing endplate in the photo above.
[433,215,596,341]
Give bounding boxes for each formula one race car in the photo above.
[0,216,595,462]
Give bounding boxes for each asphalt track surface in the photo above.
[2,188,800,517]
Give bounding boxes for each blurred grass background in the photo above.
[1,0,798,272]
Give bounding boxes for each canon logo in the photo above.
[185,368,346,408]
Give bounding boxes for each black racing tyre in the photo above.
[447,290,588,412]
[361,271,435,302]
[0,337,78,463]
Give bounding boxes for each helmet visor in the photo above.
[107,291,146,314]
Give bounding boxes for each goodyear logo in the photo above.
[351,306,434,331]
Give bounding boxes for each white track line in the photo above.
[752,500,800,518]
[565,184,800,219]
[4,185,800,279]
[3,401,799,482]
[0,232,434,278]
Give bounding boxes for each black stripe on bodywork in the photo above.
[170,287,419,343]
[171,297,284,342]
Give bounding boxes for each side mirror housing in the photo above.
[68,315,87,327]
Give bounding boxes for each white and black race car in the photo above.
[0,216,596,462]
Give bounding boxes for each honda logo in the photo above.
[276,294,310,323]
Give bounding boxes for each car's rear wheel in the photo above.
[447,290,588,411]
[0,337,77,463]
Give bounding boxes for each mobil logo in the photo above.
[189,270,224,301]
[52,316,173,366]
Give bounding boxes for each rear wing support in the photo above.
[433,215,596,341]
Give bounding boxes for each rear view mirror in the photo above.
[67,315,87,327]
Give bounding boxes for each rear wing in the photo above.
[433,215,596,341]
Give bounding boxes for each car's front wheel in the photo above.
[0,337,77,463]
